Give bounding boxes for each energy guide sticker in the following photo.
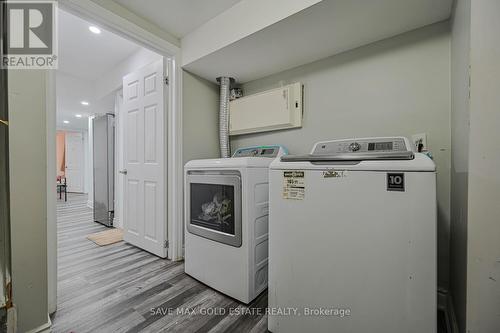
[283,171,305,200]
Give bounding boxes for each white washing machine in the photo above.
[184,145,287,303]
[268,137,436,333]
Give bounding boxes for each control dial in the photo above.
[349,142,361,152]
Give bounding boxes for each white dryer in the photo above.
[268,137,436,333]
[184,145,287,304]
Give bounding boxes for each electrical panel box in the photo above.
[229,82,302,135]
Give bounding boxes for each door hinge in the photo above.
[164,76,169,86]
[164,240,169,248]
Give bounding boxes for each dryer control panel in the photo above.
[311,137,410,155]
[233,145,287,158]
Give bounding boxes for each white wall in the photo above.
[46,72,57,315]
[94,48,162,100]
[95,93,116,114]
[8,70,49,332]
[56,71,93,130]
[467,0,500,331]
[182,71,220,163]
[57,47,161,130]
[231,22,452,288]
[450,0,470,331]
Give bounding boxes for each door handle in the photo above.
[119,169,128,175]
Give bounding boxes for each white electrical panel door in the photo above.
[229,82,302,135]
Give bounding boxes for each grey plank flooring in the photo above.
[51,194,268,333]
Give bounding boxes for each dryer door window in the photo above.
[186,172,242,247]
[190,183,235,234]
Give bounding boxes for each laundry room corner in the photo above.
[230,21,452,291]
[5,0,500,332]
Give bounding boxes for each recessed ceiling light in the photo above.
[63,120,70,124]
[75,114,82,118]
[89,26,101,34]
[81,101,89,106]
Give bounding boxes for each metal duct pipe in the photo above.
[216,77,234,158]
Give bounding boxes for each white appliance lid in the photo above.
[185,144,288,169]
[186,156,278,169]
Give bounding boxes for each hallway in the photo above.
[51,194,267,333]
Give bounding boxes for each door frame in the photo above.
[47,0,184,312]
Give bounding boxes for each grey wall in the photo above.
[8,70,49,332]
[467,0,500,331]
[450,0,470,331]
[231,22,451,288]
[183,71,220,163]
[47,72,57,315]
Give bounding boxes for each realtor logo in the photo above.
[2,1,58,69]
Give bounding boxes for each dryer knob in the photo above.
[349,142,361,152]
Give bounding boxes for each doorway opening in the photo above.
[55,7,168,241]
[51,7,174,328]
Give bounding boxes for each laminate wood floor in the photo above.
[51,194,268,333]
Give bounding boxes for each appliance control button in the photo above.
[349,142,361,152]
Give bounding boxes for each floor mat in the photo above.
[87,228,124,246]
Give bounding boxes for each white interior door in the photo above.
[65,131,84,193]
[122,59,167,258]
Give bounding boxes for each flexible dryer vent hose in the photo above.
[216,77,234,158]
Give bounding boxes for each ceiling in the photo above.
[114,0,242,38]
[57,9,141,130]
[56,70,116,131]
[183,0,453,82]
[58,9,141,81]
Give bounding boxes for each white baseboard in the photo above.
[25,315,51,333]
